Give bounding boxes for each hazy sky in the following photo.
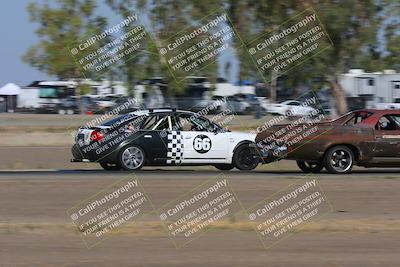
[0,1,241,88]
[0,1,393,88]
[0,1,126,87]
[0,1,51,86]
[0,1,235,87]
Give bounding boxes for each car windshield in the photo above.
[174,114,224,132]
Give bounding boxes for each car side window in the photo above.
[174,114,217,132]
[174,115,196,131]
[345,112,372,125]
[153,115,171,131]
[141,115,159,130]
[141,115,171,131]
[191,117,215,132]
[174,114,204,131]
[376,115,400,131]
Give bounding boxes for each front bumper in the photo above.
[256,143,288,162]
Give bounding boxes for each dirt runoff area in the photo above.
[1,113,400,266]
[0,173,399,266]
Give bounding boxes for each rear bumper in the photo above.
[71,144,92,162]
[71,144,83,160]
[71,143,119,163]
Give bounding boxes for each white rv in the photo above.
[339,69,400,108]
[18,79,128,112]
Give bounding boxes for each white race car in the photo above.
[266,100,316,116]
[71,109,260,171]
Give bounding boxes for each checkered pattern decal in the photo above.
[166,131,184,164]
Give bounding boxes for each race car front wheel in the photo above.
[296,160,324,173]
[233,144,259,171]
[119,145,145,171]
[214,164,235,171]
[323,146,354,174]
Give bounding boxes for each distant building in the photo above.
[340,69,400,108]
[0,83,21,112]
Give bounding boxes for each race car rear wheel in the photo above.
[119,145,145,171]
[323,146,354,174]
[214,164,235,171]
[99,162,121,171]
[233,144,259,171]
[296,160,324,173]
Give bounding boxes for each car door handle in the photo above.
[144,135,152,138]
[185,136,192,139]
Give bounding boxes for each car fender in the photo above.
[226,132,257,159]
[104,134,146,162]
[116,137,144,153]
[233,140,253,153]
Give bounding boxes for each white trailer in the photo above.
[213,82,255,96]
[17,87,40,109]
[339,69,400,108]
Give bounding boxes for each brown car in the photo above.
[256,109,400,174]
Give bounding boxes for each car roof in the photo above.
[129,108,195,116]
[281,100,300,104]
[353,109,400,115]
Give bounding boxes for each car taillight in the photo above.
[90,130,104,142]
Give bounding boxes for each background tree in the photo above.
[24,0,398,115]
[23,0,109,112]
[23,0,104,79]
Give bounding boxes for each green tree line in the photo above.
[23,0,399,114]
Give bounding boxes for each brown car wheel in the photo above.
[296,161,324,173]
[323,146,354,174]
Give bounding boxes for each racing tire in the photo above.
[233,144,259,171]
[214,164,235,171]
[119,145,146,171]
[323,146,354,174]
[99,162,121,171]
[296,160,324,173]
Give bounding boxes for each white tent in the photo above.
[0,83,21,95]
